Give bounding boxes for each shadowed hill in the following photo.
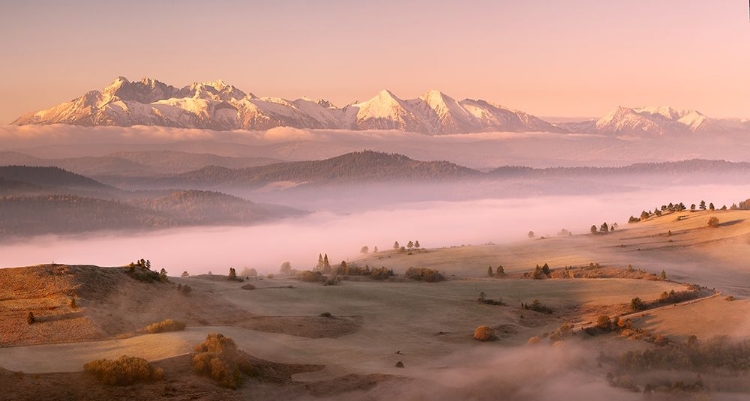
[0,195,176,237]
[0,190,306,237]
[0,166,109,189]
[490,159,750,178]
[130,190,306,224]
[0,264,253,346]
[0,151,282,177]
[153,150,481,189]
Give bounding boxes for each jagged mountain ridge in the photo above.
[12,77,746,135]
[558,106,735,136]
[12,77,563,134]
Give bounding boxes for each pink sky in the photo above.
[1,1,748,123]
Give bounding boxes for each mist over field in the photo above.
[3,184,748,276]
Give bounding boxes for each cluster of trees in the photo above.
[618,335,750,372]
[360,246,378,254]
[590,222,617,234]
[531,263,551,279]
[331,262,394,280]
[0,195,176,238]
[393,240,421,252]
[314,254,332,273]
[487,265,506,277]
[630,200,729,223]
[732,198,750,210]
[83,355,164,385]
[404,267,444,282]
[125,258,168,283]
[630,287,702,312]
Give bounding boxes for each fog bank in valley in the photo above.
[2,184,748,275]
[3,125,750,168]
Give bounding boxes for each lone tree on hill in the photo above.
[691,204,696,211]
[709,203,715,211]
[407,241,414,250]
[590,225,598,235]
[528,231,535,239]
[280,262,292,275]
[600,222,609,233]
[393,241,400,249]
[228,267,237,281]
[496,265,505,276]
[414,241,420,249]
[660,270,667,280]
[699,200,706,210]
[360,246,369,254]
[487,266,494,277]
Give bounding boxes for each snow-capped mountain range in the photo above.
[11,77,747,135]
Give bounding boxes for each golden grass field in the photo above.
[0,209,748,400]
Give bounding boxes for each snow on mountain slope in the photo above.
[459,99,563,133]
[593,106,720,135]
[21,76,738,135]
[343,90,435,133]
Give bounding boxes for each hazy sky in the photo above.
[1,0,748,123]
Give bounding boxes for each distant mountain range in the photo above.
[14,77,747,135]
[0,166,306,237]
[0,151,280,177]
[3,152,750,237]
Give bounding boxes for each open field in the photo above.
[1,209,749,399]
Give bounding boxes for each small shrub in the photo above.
[70,297,77,309]
[192,333,250,389]
[524,299,553,314]
[473,326,496,341]
[84,355,164,385]
[27,312,35,325]
[596,315,612,331]
[299,270,324,283]
[707,217,720,228]
[146,319,186,334]
[241,284,255,290]
[725,295,735,301]
[630,297,646,311]
[320,312,333,318]
[405,267,444,282]
[180,285,193,295]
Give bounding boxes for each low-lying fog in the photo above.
[2,184,749,276]
[3,124,750,168]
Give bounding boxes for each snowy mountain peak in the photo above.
[593,105,715,135]
[9,77,607,134]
